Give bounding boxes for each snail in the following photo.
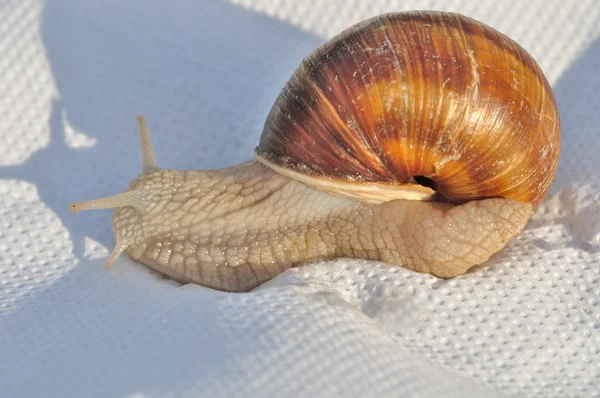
[70,11,560,292]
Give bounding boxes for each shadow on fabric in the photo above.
[0,0,322,264]
[549,37,600,193]
[0,1,322,397]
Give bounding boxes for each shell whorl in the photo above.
[255,11,560,208]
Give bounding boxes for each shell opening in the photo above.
[413,176,438,192]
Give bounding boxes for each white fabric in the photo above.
[1,1,599,397]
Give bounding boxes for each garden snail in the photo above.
[70,11,560,292]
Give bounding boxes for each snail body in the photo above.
[70,11,560,292]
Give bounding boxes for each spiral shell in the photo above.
[255,11,560,208]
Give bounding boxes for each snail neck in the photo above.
[119,159,369,290]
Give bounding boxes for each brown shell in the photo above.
[255,11,561,208]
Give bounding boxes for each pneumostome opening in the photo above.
[414,176,438,191]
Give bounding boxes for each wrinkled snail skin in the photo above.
[69,11,559,292]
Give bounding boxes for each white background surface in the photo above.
[1,0,599,397]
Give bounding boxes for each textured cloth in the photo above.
[1,0,599,397]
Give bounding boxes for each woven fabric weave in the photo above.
[1,1,599,396]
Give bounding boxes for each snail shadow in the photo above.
[0,1,322,397]
[549,36,600,193]
[0,0,322,264]
[525,36,600,251]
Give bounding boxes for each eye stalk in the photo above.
[69,189,149,213]
[136,114,158,174]
[69,114,158,268]
[69,114,157,213]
